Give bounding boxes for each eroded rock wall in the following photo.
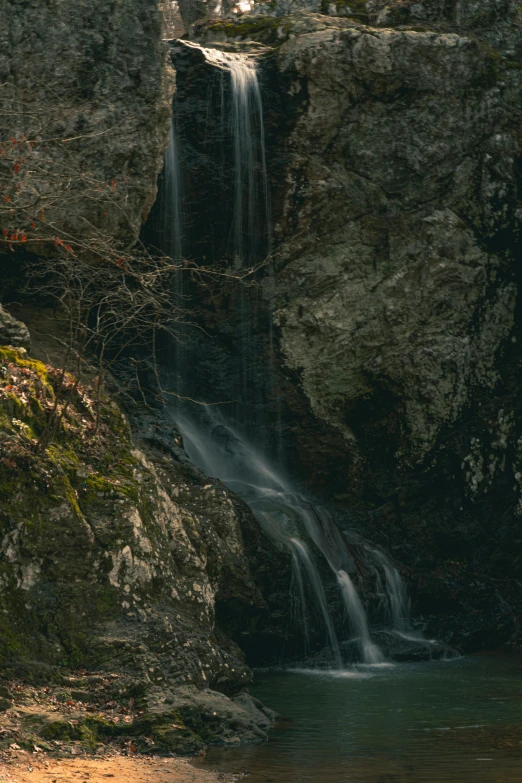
[0,0,173,243]
[180,10,522,648]
[267,15,520,465]
[0,345,277,748]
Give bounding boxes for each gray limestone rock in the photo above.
[0,345,277,745]
[261,15,520,464]
[0,305,30,349]
[0,0,173,247]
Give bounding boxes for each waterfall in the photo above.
[288,538,342,669]
[294,502,385,664]
[163,121,183,263]
[371,548,410,632]
[154,42,446,670]
[367,546,439,650]
[161,121,186,396]
[172,405,386,667]
[337,571,384,665]
[198,47,271,267]
[159,48,421,666]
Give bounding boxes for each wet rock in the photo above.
[372,630,458,662]
[264,15,518,466]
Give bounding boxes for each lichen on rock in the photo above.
[0,0,174,245]
[0,345,273,750]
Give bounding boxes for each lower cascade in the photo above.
[172,405,427,668]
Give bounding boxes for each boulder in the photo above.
[0,305,30,349]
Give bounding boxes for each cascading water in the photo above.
[371,547,410,632]
[158,42,430,668]
[163,120,184,263]
[368,546,438,650]
[159,120,187,396]
[164,43,275,436]
[172,406,387,667]
[182,43,271,267]
[207,48,270,266]
[288,538,342,668]
[337,571,384,665]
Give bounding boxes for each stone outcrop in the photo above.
[0,346,277,749]
[0,305,30,350]
[0,0,173,245]
[169,8,522,649]
[263,14,519,466]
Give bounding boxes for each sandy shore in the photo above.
[0,754,239,783]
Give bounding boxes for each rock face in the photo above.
[171,8,522,649]
[0,346,277,748]
[0,0,173,244]
[0,305,30,350]
[260,14,518,466]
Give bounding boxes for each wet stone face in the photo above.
[163,9,522,652]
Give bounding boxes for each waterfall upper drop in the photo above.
[227,52,271,268]
[182,43,271,267]
[163,121,183,263]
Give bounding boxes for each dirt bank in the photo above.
[0,752,243,783]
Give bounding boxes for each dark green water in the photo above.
[196,653,522,782]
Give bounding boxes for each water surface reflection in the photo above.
[195,653,522,782]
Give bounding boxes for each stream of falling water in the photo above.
[288,537,342,668]
[171,406,402,666]
[163,120,183,263]
[161,120,186,396]
[161,45,425,667]
[197,46,271,266]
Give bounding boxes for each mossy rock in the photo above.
[127,712,205,755]
[0,346,149,669]
[196,15,296,45]
[40,715,114,746]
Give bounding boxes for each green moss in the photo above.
[465,44,502,94]
[40,715,114,748]
[0,345,150,670]
[39,712,206,755]
[0,346,50,387]
[129,711,205,755]
[80,472,139,503]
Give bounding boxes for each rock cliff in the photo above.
[0,0,173,246]
[0,344,276,751]
[171,6,522,648]
[2,2,522,756]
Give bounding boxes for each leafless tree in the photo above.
[0,84,264,452]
